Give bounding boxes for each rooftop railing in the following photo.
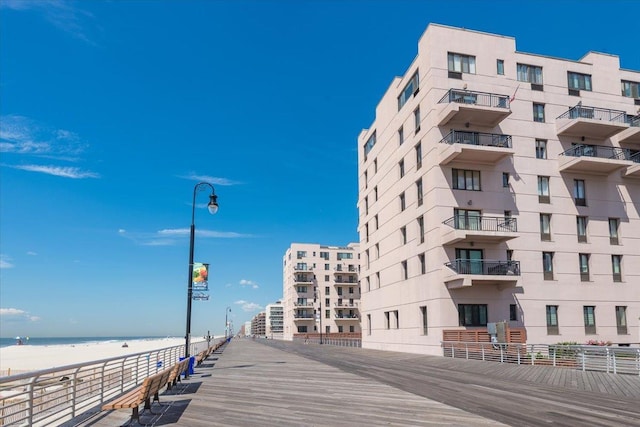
[438,89,510,109]
[560,144,634,161]
[443,216,517,232]
[440,130,512,148]
[445,259,520,276]
[557,105,627,123]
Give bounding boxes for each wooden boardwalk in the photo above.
[77,338,640,427]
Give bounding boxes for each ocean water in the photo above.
[0,336,172,348]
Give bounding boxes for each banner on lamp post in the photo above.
[192,262,209,291]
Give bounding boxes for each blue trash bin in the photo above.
[179,356,195,377]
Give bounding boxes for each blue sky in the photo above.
[1,0,639,338]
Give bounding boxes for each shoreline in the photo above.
[0,336,213,376]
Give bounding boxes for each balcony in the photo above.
[293,313,315,320]
[558,144,634,175]
[442,216,518,245]
[437,89,511,128]
[556,105,628,139]
[623,151,640,178]
[334,278,358,284]
[334,301,359,308]
[293,265,313,272]
[618,115,640,145]
[294,302,314,308]
[439,131,514,165]
[335,314,359,320]
[443,259,520,289]
[293,275,314,283]
[333,267,357,274]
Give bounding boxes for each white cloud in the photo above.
[234,301,263,312]
[239,279,259,289]
[7,164,99,179]
[0,115,85,156]
[26,251,37,256]
[179,173,241,186]
[0,308,40,322]
[0,0,96,44]
[0,255,14,269]
[158,228,252,238]
[119,227,252,246]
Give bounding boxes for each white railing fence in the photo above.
[442,341,640,376]
[0,341,209,426]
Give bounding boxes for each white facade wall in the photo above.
[358,24,640,355]
[282,243,361,340]
[265,302,284,339]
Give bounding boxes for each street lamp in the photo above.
[225,306,231,339]
[185,182,218,362]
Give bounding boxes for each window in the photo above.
[448,52,476,75]
[546,305,559,335]
[367,314,371,335]
[533,103,545,122]
[364,170,368,189]
[384,311,390,329]
[296,286,307,293]
[574,179,586,206]
[376,271,380,289]
[540,214,551,241]
[496,59,504,75]
[398,126,404,145]
[535,139,547,159]
[324,275,329,281]
[325,286,330,296]
[400,226,407,245]
[418,253,426,275]
[568,71,592,92]
[393,310,399,329]
[325,298,330,306]
[374,186,378,201]
[583,306,596,334]
[612,255,622,282]
[297,326,308,333]
[325,309,330,319]
[543,252,554,280]
[399,192,406,211]
[324,263,330,271]
[453,169,481,191]
[374,215,378,230]
[365,223,369,242]
[414,107,421,133]
[417,215,424,244]
[517,63,543,85]
[621,80,640,98]
[502,172,510,188]
[320,251,329,260]
[577,216,588,243]
[365,276,370,292]
[398,71,419,110]
[458,304,488,326]
[399,159,405,178]
[609,218,619,245]
[579,253,590,281]
[416,178,423,206]
[401,260,408,280]
[415,142,422,169]
[374,158,377,173]
[420,306,428,335]
[365,249,369,269]
[616,306,628,334]
[374,243,379,259]
[537,176,550,203]
[509,304,517,321]
[364,131,376,159]
[364,196,368,215]
[296,251,306,259]
[349,325,355,333]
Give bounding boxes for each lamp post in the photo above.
[225,306,231,339]
[185,182,218,362]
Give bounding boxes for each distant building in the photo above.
[266,301,284,339]
[251,312,266,337]
[282,243,361,340]
[358,23,640,355]
[243,321,252,337]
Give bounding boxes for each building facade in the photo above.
[265,301,284,339]
[358,24,640,355]
[282,243,361,340]
[251,312,266,337]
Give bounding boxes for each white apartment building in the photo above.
[282,243,360,340]
[358,23,639,356]
[265,301,284,339]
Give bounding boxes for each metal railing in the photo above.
[560,144,635,161]
[443,216,517,232]
[440,130,512,148]
[335,314,359,319]
[293,314,315,319]
[445,259,520,276]
[442,342,640,375]
[629,151,640,164]
[0,341,210,426]
[294,336,362,347]
[557,105,627,123]
[628,114,640,127]
[438,89,510,109]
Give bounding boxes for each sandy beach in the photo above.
[0,337,207,376]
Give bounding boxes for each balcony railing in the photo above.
[629,151,640,163]
[335,314,359,319]
[559,144,635,161]
[556,105,627,123]
[628,114,640,127]
[335,278,357,283]
[445,259,520,276]
[438,89,510,109]
[440,130,512,148]
[293,314,315,319]
[443,216,517,232]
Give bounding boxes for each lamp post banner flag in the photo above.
[192,262,209,290]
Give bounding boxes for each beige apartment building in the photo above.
[282,243,360,340]
[357,24,639,356]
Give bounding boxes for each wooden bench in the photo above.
[166,358,191,391]
[101,368,172,425]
